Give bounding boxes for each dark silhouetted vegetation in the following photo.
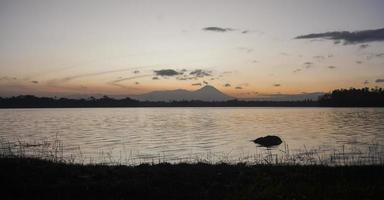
[318,87,384,107]
[1,132,383,199]
[0,87,383,108]
[1,156,383,200]
[0,95,316,108]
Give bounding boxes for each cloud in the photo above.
[293,69,302,73]
[175,69,213,81]
[376,79,384,83]
[192,83,202,86]
[154,69,182,76]
[175,76,189,81]
[366,53,384,60]
[328,66,336,69]
[202,27,234,32]
[238,47,254,53]
[241,30,264,35]
[273,84,281,87]
[152,77,159,80]
[133,70,140,74]
[0,76,17,81]
[313,55,325,61]
[235,86,242,89]
[203,81,208,85]
[109,74,152,89]
[47,67,150,88]
[304,62,313,68]
[112,75,151,84]
[356,61,363,64]
[359,44,369,49]
[224,83,231,87]
[295,28,384,44]
[364,80,369,85]
[59,68,134,82]
[189,69,212,78]
[31,81,39,84]
[109,74,151,88]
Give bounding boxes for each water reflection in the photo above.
[0,107,383,163]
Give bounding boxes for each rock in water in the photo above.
[253,135,282,147]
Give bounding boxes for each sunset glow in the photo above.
[1,0,383,98]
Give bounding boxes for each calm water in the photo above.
[1,108,384,163]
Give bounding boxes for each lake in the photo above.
[1,107,383,164]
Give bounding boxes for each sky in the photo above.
[0,0,384,98]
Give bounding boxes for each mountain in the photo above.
[131,85,235,102]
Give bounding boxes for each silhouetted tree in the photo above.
[318,87,384,107]
[1,87,383,108]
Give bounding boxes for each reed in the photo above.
[1,137,383,166]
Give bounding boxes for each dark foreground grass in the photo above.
[1,157,383,200]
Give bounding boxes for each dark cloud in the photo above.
[203,81,208,85]
[152,76,159,80]
[189,69,212,78]
[356,61,363,64]
[293,69,302,73]
[154,69,181,76]
[202,27,234,32]
[241,30,249,34]
[328,66,336,69]
[0,76,17,81]
[304,62,313,68]
[313,55,325,61]
[31,81,39,84]
[364,80,369,85]
[224,83,231,87]
[235,86,242,89]
[111,75,150,84]
[175,69,213,81]
[359,44,369,49]
[273,84,281,87]
[376,79,384,83]
[109,74,151,88]
[192,83,202,86]
[366,53,384,60]
[133,70,140,74]
[135,82,139,85]
[175,76,189,81]
[295,28,384,44]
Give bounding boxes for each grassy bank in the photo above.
[1,156,383,200]
[1,138,384,199]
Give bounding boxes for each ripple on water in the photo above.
[0,107,383,163]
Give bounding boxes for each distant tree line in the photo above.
[0,87,383,108]
[318,87,384,107]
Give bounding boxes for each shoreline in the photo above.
[1,156,383,199]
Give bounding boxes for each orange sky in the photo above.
[1,0,384,97]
